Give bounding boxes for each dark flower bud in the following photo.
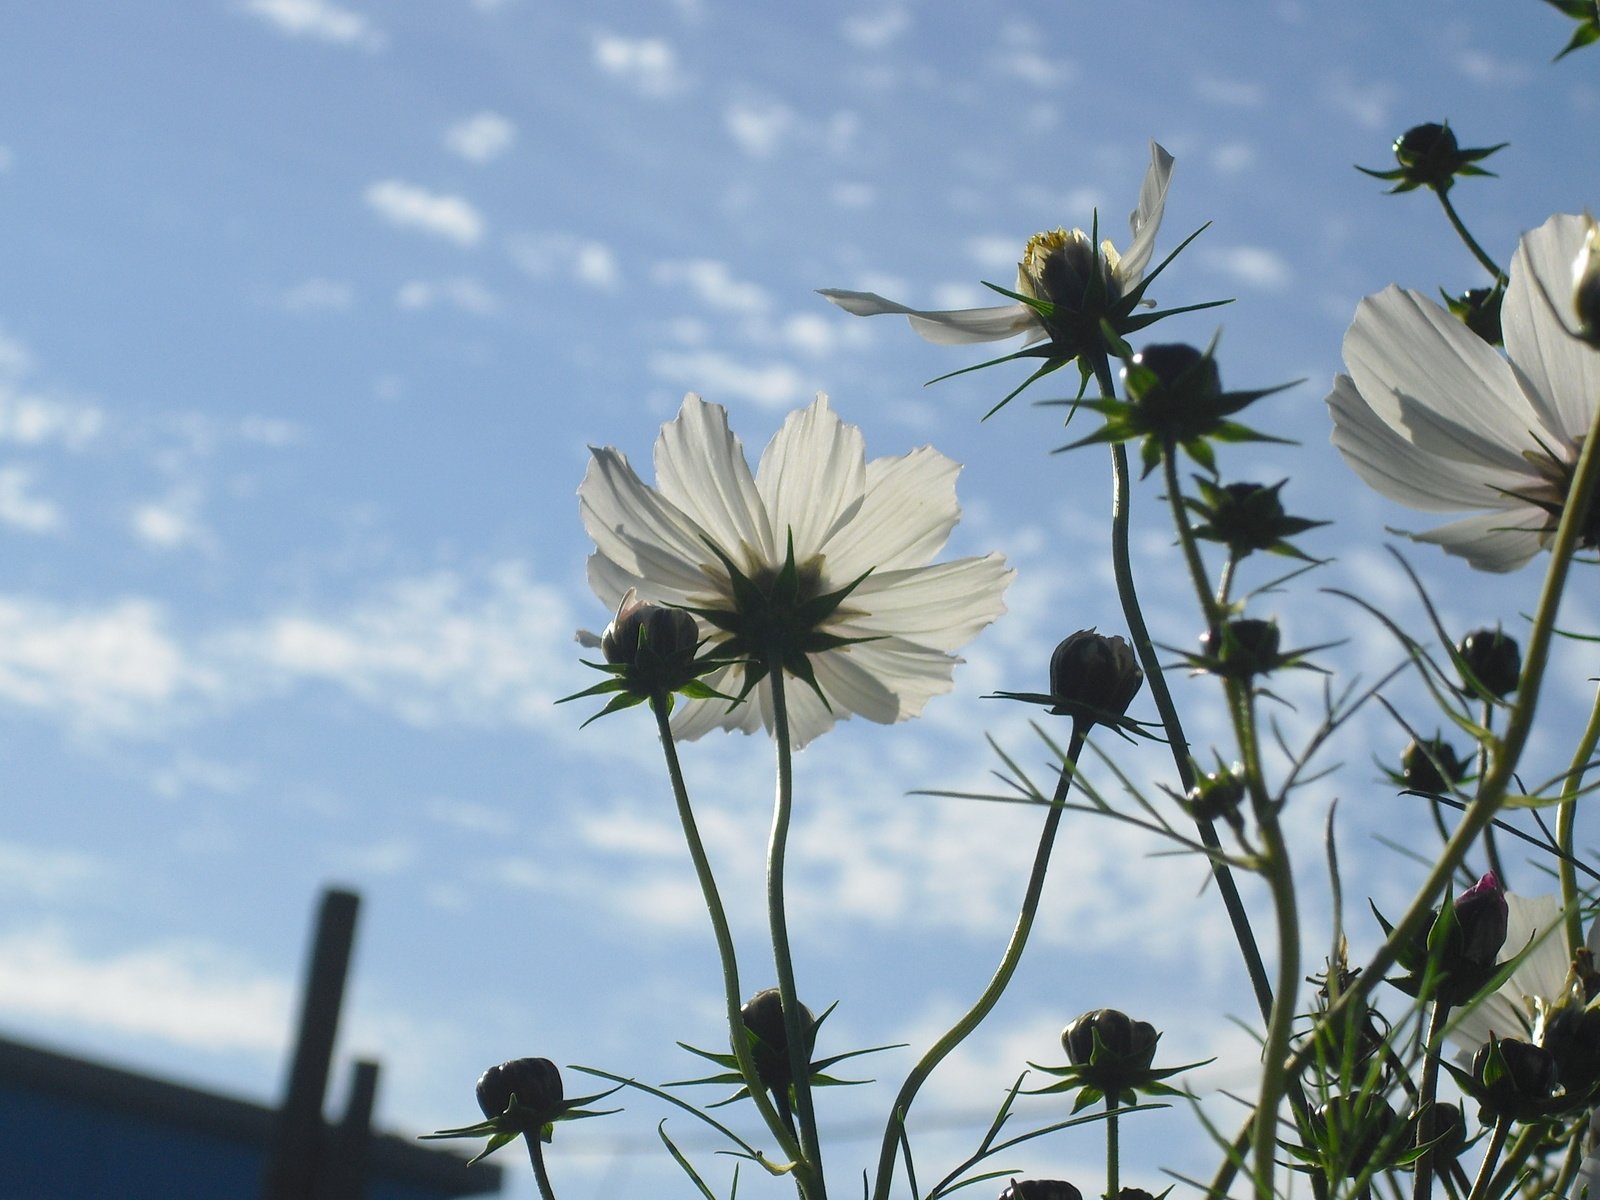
[476,1058,565,1134]
[998,1179,1084,1200]
[1048,629,1143,731]
[1187,479,1325,560]
[1458,628,1520,698]
[1185,766,1247,832]
[1357,122,1505,195]
[1122,344,1224,438]
[1471,1036,1558,1122]
[1063,1008,1161,1094]
[1311,1094,1403,1177]
[1538,1002,1600,1109]
[601,595,700,666]
[1200,618,1281,680]
[1446,284,1504,347]
[740,988,816,1094]
[1412,1101,1468,1164]
[1115,1190,1157,1200]
[1452,871,1509,970]
[1400,736,1468,794]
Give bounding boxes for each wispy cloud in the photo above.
[241,0,384,52]
[507,232,621,289]
[841,7,911,50]
[0,326,103,450]
[0,467,64,534]
[1201,244,1294,291]
[281,277,355,313]
[0,842,99,899]
[592,32,690,98]
[651,259,770,312]
[0,927,291,1052]
[444,111,518,164]
[129,485,214,553]
[648,349,808,410]
[364,180,484,247]
[396,276,499,316]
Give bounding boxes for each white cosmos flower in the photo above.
[1327,213,1600,572]
[578,393,1013,748]
[818,141,1174,346]
[1448,892,1597,1059]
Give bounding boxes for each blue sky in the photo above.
[1,2,1597,1197]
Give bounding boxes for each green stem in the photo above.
[1435,189,1503,282]
[1464,1115,1511,1200]
[1410,1000,1452,1200]
[1557,683,1600,953]
[765,661,826,1200]
[1478,703,1505,886]
[1106,1093,1121,1200]
[1088,348,1275,1026]
[868,729,1085,1200]
[1210,369,1600,1200]
[527,1135,559,1200]
[651,694,803,1166]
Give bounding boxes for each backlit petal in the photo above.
[821,447,962,577]
[1409,508,1550,573]
[756,395,867,558]
[817,290,1040,345]
[653,395,777,569]
[1117,141,1174,285]
[1503,213,1600,443]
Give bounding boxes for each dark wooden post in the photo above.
[261,888,361,1200]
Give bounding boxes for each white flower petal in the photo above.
[1503,213,1600,443]
[579,449,723,597]
[1117,140,1175,285]
[845,555,1013,651]
[821,447,961,577]
[1408,508,1549,573]
[817,290,1041,345]
[820,638,963,717]
[1344,286,1549,471]
[756,395,867,558]
[1449,893,1569,1059]
[1327,374,1529,512]
[653,395,777,569]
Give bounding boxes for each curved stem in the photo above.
[651,694,803,1166]
[1435,189,1503,282]
[527,1136,559,1200]
[1557,683,1600,952]
[1088,348,1275,1025]
[868,729,1085,1200]
[765,663,825,1200]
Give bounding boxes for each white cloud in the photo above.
[241,0,383,51]
[725,100,795,158]
[1202,244,1294,291]
[364,180,484,247]
[130,486,213,553]
[1211,142,1257,174]
[592,32,689,98]
[0,927,291,1052]
[227,563,580,730]
[0,596,212,733]
[444,111,517,164]
[1194,75,1266,107]
[0,467,64,534]
[1323,71,1397,131]
[830,181,876,209]
[841,7,911,49]
[0,842,99,898]
[651,259,769,312]
[281,277,354,313]
[396,276,499,316]
[648,349,808,410]
[0,327,103,450]
[506,232,621,290]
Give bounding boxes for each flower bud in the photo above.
[1471,1036,1558,1122]
[476,1058,565,1133]
[1400,736,1468,794]
[1312,1094,1402,1177]
[1129,343,1222,399]
[740,987,816,1094]
[1452,871,1509,970]
[601,594,700,666]
[1536,992,1600,1111]
[1412,1101,1468,1165]
[1185,766,1247,832]
[1048,629,1143,731]
[1446,284,1504,347]
[1062,1008,1161,1095]
[1200,618,1281,680]
[1393,124,1461,189]
[1188,480,1322,559]
[1575,215,1600,349]
[1457,628,1520,698]
[998,1180,1084,1200]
